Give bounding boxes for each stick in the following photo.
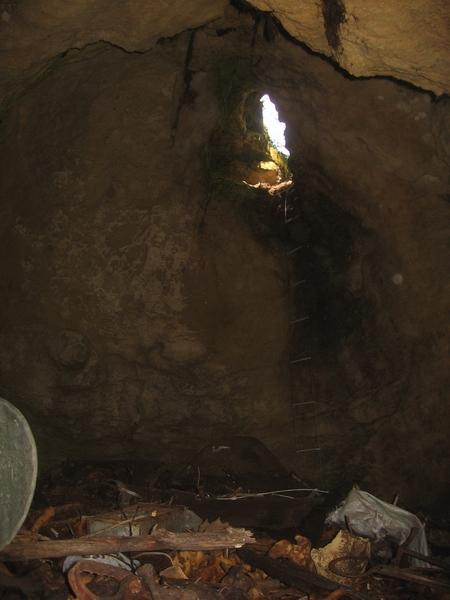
[371,564,450,593]
[0,527,254,561]
[30,506,55,533]
[323,588,347,600]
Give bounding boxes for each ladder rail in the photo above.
[285,191,323,484]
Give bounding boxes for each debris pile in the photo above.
[2,445,450,599]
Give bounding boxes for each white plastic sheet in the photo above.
[63,553,141,572]
[327,488,430,567]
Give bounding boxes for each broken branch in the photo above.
[1,527,254,561]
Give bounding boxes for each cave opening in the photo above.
[260,93,290,158]
[204,79,291,195]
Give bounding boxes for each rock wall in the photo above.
[0,5,450,515]
[0,34,292,471]
[252,20,450,512]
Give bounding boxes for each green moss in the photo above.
[204,57,291,199]
[202,141,258,203]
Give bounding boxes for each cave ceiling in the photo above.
[1,0,450,111]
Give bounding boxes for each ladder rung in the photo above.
[293,401,315,406]
[296,447,321,453]
[290,316,309,325]
[286,246,303,255]
[291,356,311,364]
[289,279,306,288]
[286,186,295,197]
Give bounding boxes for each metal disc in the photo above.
[0,397,38,550]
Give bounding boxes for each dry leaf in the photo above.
[173,550,240,581]
[160,565,188,579]
[268,536,315,572]
[199,518,231,533]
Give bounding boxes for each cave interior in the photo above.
[1,0,450,559]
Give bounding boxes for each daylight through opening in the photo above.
[260,94,290,157]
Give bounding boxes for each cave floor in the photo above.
[1,460,450,599]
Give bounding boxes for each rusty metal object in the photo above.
[328,556,450,593]
[67,559,148,600]
[328,556,370,579]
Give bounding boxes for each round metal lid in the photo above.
[0,397,38,550]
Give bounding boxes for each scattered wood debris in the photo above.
[2,459,450,600]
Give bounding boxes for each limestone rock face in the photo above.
[251,0,450,95]
[0,36,292,469]
[0,0,227,69]
[0,0,228,115]
[1,2,450,517]
[1,0,450,111]
[258,23,450,511]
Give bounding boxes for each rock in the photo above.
[249,0,450,95]
[0,0,449,111]
[48,330,91,369]
[0,34,292,470]
[182,436,290,478]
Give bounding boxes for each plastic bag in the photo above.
[327,488,429,567]
[63,552,140,573]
